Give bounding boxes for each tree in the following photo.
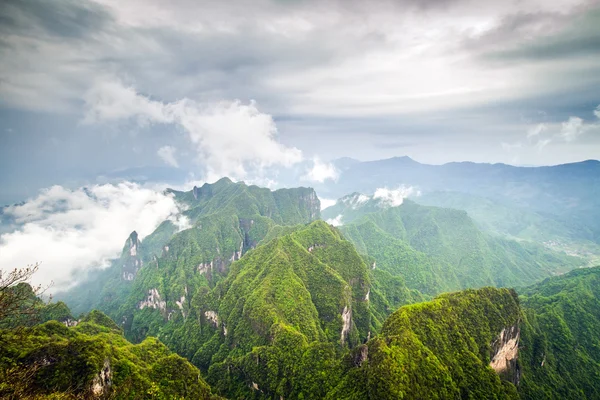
[0,263,50,322]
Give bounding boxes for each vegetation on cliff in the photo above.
[519,266,600,399]
[329,287,522,399]
[326,196,581,294]
[0,309,219,399]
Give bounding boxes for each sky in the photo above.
[1,0,600,288]
[1,0,600,204]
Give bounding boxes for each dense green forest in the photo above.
[4,267,600,398]
[329,287,522,399]
[0,304,220,399]
[518,266,600,399]
[5,181,600,399]
[6,269,600,399]
[57,178,321,343]
[324,195,582,294]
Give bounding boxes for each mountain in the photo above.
[518,266,600,399]
[186,220,421,399]
[315,157,600,243]
[329,287,522,399]
[324,194,582,294]
[416,191,600,259]
[0,308,220,399]
[43,176,600,399]
[326,271,600,399]
[57,178,321,344]
[0,282,75,329]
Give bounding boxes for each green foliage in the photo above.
[80,310,121,332]
[331,287,522,399]
[56,178,322,351]
[334,199,582,295]
[0,317,219,399]
[0,283,74,329]
[518,266,600,399]
[189,221,415,399]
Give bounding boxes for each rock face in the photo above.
[490,323,521,386]
[340,306,352,345]
[90,358,112,397]
[138,288,166,312]
[301,190,321,221]
[204,310,219,328]
[121,231,142,281]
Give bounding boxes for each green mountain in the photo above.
[416,191,600,260]
[0,308,220,399]
[190,220,421,399]
[317,157,600,243]
[0,282,75,329]
[43,179,600,399]
[57,179,321,340]
[519,266,600,399]
[324,194,582,294]
[329,287,522,399]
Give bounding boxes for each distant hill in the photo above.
[316,157,600,243]
[323,194,583,294]
[416,191,600,257]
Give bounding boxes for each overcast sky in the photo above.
[2,0,600,203]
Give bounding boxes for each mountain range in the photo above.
[317,157,600,244]
[4,165,600,399]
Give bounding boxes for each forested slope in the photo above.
[326,195,581,294]
[519,266,600,399]
[0,307,220,399]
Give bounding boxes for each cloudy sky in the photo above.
[1,0,600,289]
[2,0,600,203]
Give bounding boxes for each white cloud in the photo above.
[560,117,584,142]
[319,197,337,210]
[515,105,599,158]
[0,183,182,291]
[527,123,546,139]
[373,186,420,207]
[341,193,371,209]
[535,138,552,152]
[326,214,343,227]
[157,145,179,168]
[302,158,339,183]
[84,79,303,181]
[169,214,191,232]
[501,141,523,151]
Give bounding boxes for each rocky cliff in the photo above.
[329,287,522,399]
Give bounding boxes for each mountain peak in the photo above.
[392,155,417,163]
[213,177,234,185]
[128,231,138,241]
